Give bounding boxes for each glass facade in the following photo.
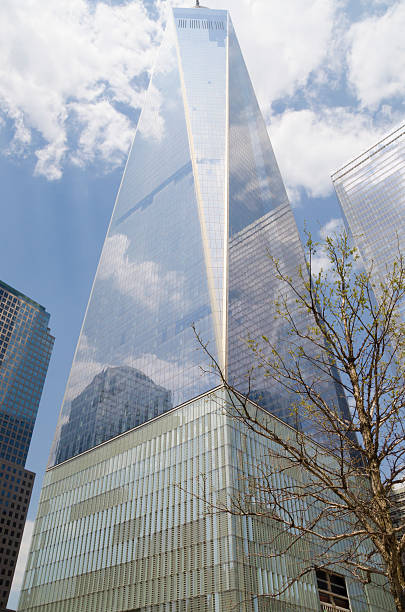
[0,279,53,609]
[19,390,394,612]
[332,124,405,314]
[226,18,321,428]
[0,281,54,466]
[49,6,351,467]
[50,10,221,466]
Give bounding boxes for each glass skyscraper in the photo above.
[0,280,53,610]
[49,5,346,468]
[332,123,405,313]
[17,6,393,612]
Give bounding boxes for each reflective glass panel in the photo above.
[332,126,405,318]
[50,15,217,466]
[226,18,347,436]
[50,8,352,466]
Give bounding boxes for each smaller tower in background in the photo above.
[391,482,405,533]
[0,280,54,611]
[391,482,405,571]
[332,124,405,315]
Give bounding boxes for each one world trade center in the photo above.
[18,6,389,612]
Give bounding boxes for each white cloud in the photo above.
[1,0,403,187]
[34,135,67,180]
[311,216,363,276]
[70,100,133,169]
[8,520,35,609]
[0,0,340,181]
[319,217,345,240]
[6,108,31,153]
[209,0,337,108]
[311,251,333,276]
[0,0,162,179]
[347,2,405,109]
[310,217,346,274]
[269,108,387,202]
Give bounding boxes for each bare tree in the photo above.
[194,232,405,612]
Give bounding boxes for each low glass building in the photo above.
[19,390,393,611]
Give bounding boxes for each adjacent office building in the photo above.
[332,124,405,312]
[332,126,405,575]
[0,281,54,610]
[391,482,405,534]
[18,6,393,611]
[390,482,405,581]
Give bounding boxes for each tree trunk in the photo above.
[386,554,405,612]
[391,588,405,612]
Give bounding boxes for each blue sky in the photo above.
[1,0,404,606]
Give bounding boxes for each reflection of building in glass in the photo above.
[19,391,393,612]
[56,366,171,464]
[18,7,392,612]
[332,124,405,314]
[0,280,53,610]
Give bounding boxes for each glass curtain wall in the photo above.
[50,7,351,467]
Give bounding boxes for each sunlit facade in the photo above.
[332,124,405,314]
[18,390,393,612]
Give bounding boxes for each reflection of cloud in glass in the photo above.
[350,147,405,190]
[153,19,177,77]
[62,333,110,402]
[137,82,165,143]
[232,176,272,204]
[65,334,198,404]
[98,233,187,312]
[136,18,178,144]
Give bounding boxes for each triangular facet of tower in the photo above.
[228,17,289,235]
[49,12,220,466]
[226,16,309,425]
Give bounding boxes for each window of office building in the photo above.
[316,569,351,610]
